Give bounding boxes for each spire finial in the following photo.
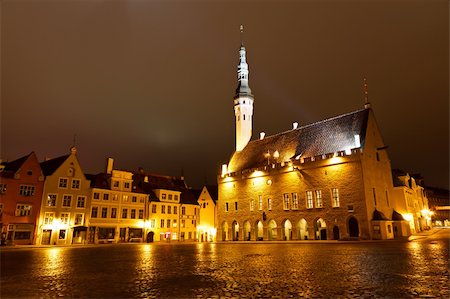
[363,77,371,108]
[240,24,244,46]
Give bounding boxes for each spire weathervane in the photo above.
[240,24,244,46]
[363,77,371,108]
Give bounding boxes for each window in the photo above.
[138,209,144,219]
[283,193,290,210]
[60,213,70,224]
[162,193,166,200]
[132,196,137,203]
[347,205,354,212]
[193,220,197,227]
[373,188,377,206]
[139,197,145,203]
[77,196,86,208]
[161,205,166,214]
[103,193,109,201]
[160,219,165,228]
[47,194,57,207]
[167,206,172,214]
[71,179,80,189]
[173,206,178,214]
[202,203,206,208]
[235,202,238,211]
[130,209,136,219]
[150,219,156,228]
[250,200,254,211]
[91,207,98,218]
[93,192,100,200]
[15,204,32,216]
[292,193,299,210]
[331,188,340,207]
[101,207,108,218]
[44,212,55,224]
[123,195,129,202]
[74,213,84,225]
[181,219,185,228]
[59,229,66,239]
[173,220,177,228]
[315,190,323,208]
[268,198,272,211]
[19,185,35,196]
[112,194,118,201]
[306,191,313,209]
[174,195,179,201]
[182,207,186,215]
[168,194,173,200]
[167,219,171,228]
[67,167,75,177]
[124,182,130,189]
[259,195,263,210]
[14,231,31,240]
[0,183,6,194]
[62,195,72,207]
[58,178,68,188]
[113,181,119,188]
[152,204,157,213]
[225,203,229,212]
[122,208,128,219]
[111,208,117,219]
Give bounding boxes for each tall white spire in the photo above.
[234,25,254,152]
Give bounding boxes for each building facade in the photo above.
[197,185,217,242]
[0,152,44,245]
[217,41,408,241]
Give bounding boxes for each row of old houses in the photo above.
[0,148,218,245]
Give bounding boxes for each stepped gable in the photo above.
[228,108,369,172]
[40,154,70,176]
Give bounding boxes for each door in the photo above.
[41,230,52,245]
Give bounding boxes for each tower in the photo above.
[234,25,254,152]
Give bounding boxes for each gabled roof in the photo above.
[205,185,218,203]
[180,189,199,206]
[228,108,370,172]
[0,152,36,178]
[40,155,70,176]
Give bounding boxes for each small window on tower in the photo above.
[243,115,246,120]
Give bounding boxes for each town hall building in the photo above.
[217,35,411,241]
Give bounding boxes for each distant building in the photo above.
[197,185,218,242]
[424,186,450,226]
[217,40,408,241]
[0,152,44,245]
[37,147,91,245]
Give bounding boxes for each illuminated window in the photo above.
[167,219,171,228]
[315,190,323,208]
[259,195,263,210]
[123,195,128,202]
[74,213,84,225]
[93,192,100,200]
[71,179,80,189]
[60,213,70,224]
[103,193,109,201]
[250,200,254,211]
[44,212,55,224]
[235,202,238,211]
[47,194,57,207]
[19,185,35,196]
[161,205,166,214]
[292,193,299,210]
[150,219,155,228]
[111,208,117,219]
[112,194,118,201]
[15,204,32,216]
[174,206,178,214]
[268,198,272,211]
[0,183,7,194]
[162,193,167,200]
[168,206,172,214]
[62,195,72,207]
[122,208,128,219]
[130,209,136,219]
[59,229,66,239]
[160,219,165,228]
[331,188,340,207]
[173,219,177,228]
[91,207,98,218]
[58,178,68,188]
[101,207,108,218]
[283,193,290,210]
[77,196,86,208]
[138,209,144,219]
[306,191,313,209]
[152,204,157,213]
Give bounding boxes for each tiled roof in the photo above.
[180,189,199,205]
[0,152,34,178]
[228,108,370,172]
[40,155,70,176]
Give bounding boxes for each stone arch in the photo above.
[268,219,277,241]
[255,220,264,241]
[332,225,340,240]
[221,221,228,241]
[348,216,359,238]
[314,218,327,240]
[243,220,251,241]
[282,219,293,241]
[232,220,239,241]
[296,218,309,240]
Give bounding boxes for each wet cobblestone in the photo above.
[1,229,449,298]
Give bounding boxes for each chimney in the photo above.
[260,132,265,140]
[293,122,298,130]
[106,157,114,174]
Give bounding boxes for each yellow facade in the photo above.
[197,186,217,242]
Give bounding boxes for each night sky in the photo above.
[2,1,448,189]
